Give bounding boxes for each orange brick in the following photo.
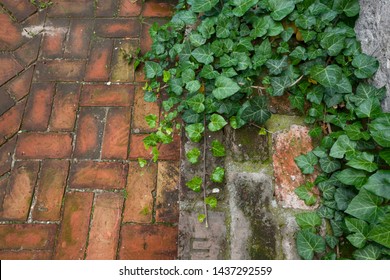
[64,19,94,59]
[73,107,105,159]
[22,83,55,131]
[119,224,178,260]
[0,250,52,260]
[40,18,69,59]
[32,160,69,221]
[86,192,124,260]
[142,1,174,17]
[0,99,25,144]
[15,132,73,159]
[80,84,134,106]
[34,60,85,82]
[85,39,113,82]
[7,66,34,101]
[102,107,130,159]
[14,35,41,67]
[69,161,128,190]
[0,161,39,221]
[123,162,156,223]
[49,83,80,131]
[95,18,141,38]
[0,137,16,176]
[132,86,160,132]
[129,134,180,161]
[0,224,57,250]
[0,54,23,86]
[54,192,93,260]
[0,14,23,51]
[119,0,142,16]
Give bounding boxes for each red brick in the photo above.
[69,161,128,190]
[156,161,179,223]
[95,0,118,17]
[135,64,147,82]
[273,125,318,209]
[111,39,137,82]
[86,192,123,260]
[15,132,73,159]
[95,18,141,38]
[0,89,14,116]
[0,224,57,249]
[64,19,94,59]
[129,134,180,160]
[102,107,131,159]
[85,39,113,82]
[22,83,55,131]
[0,175,8,211]
[48,1,94,18]
[0,161,39,221]
[133,86,159,132]
[0,13,23,51]
[0,137,16,176]
[0,54,23,86]
[54,192,93,260]
[0,100,26,145]
[0,250,52,260]
[1,0,37,22]
[119,224,178,260]
[34,60,85,82]
[80,84,133,106]
[119,0,142,16]
[32,160,69,221]
[40,18,69,59]
[73,107,105,159]
[7,66,34,101]
[123,162,156,223]
[14,35,41,67]
[49,83,80,131]
[142,1,174,17]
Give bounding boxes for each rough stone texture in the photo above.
[356,0,390,111]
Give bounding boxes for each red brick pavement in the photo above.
[0,0,179,260]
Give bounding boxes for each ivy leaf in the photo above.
[240,96,271,124]
[208,114,227,132]
[181,69,195,83]
[296,229,326,260]
[334,75,352,94]
[345,122,371,141]
[317,205,335,219]
[333,0,360,17]
[346,189,383,223]
[186,148,201,164]
[211,140,226,157]
[329,135,356,159]
[200,65,219,79]
[250,16,269,38]
[379,150,390,165]
[318,184,336,201]
[306,87,324,105]
[296,212,322,229]
[144,61,162,79]
[319,157,341,173]
[355,98,382,119]
[320,33,345,56]
[172,10,197,25]
[295,183,317,206]
[232,0,259,17]
[169,78,183,96]
[186,176,202,192]
[270,75,290,96]
[363,170,390,200]
[205,196,218,208]
[325,235,339,249]
[185,80,201,93]
[189,32,206,47]
[369,113,390,148]
[367,215,390,248]
[295,152,318,174]
[185,123,205,142]
[350,83,387,106]
[190,0,219,13]
[265,56,288,75]
[186,94,205,113]
[334,187,356,211]
[353,244,381,260]
[138,158,147,168]
[267,0,295,21]
[336,168,368,188]
[346,152,378,172]
[310,65,342,87]
[192,45,214,65]
[198,214,206,223]
[182,110,201,124]
[295,14,316,29]
[145,114,157,129]
[345,217,369,249]
[211,166,225,183]
[212,76,240,100]
[352,54,379,79]
[290,46,307,61]
[267,18,284,36]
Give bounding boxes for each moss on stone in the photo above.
[265,114,305,133]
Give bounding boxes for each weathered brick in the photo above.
[94,18,141,38]
[15,132,73,159]
[22,83,55,131]
[0,161,39,221]
[0,13,23,51]
[123,162,156,223]
[32,160,69,221]
[119,224,178,260]
[80,84,133,107]
[0,54,23,86]
[48,1,94,18]
[86,192,123,260]
[132,86,159,132]
[0,137,16,177]
[111,39,137,82]
[64,19,94,59]
[0,89,14,116]
[49,83,80,131]
[14,35,41,67]
[129,134,180,160]
[73,107,105,159]
[6,66,34,101]
[140,18,168,54]
[34,60,85,82]
[85,39,113,82]
[0,250,52,260]
[0,224,57,250]
[156,161,179,223]
[142,1,174,17]
[119,0,142,16]
[135,64,147,82]
[1,0,37,22]
[101,107,131,160]
[95,0,118,17]
[54,192,93,260]
[0,100,26,145]
[69,161,128,190]
[0,175,8,211]
[40,18,69,59]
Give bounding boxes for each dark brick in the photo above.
[64,19,94,59]
[34,60,85,82]
[95,0,118,17]
[0,54,23,86]
[119,0,142,16]
[80,84,133,107]
[95,18,141,38]
[14,35,41,67]
[48,1,94,18]
[0,13,23,51]
[0,89,15,116]
[6,67,34,101]
[1,0,37,22]
[0,100,26,145]
[0,137,16,177]
[0,250,52,260]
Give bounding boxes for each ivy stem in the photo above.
[288,75,304,88]
[202,116,209,228]
[238,82,267,90]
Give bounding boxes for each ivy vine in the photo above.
[138,0,390,260]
